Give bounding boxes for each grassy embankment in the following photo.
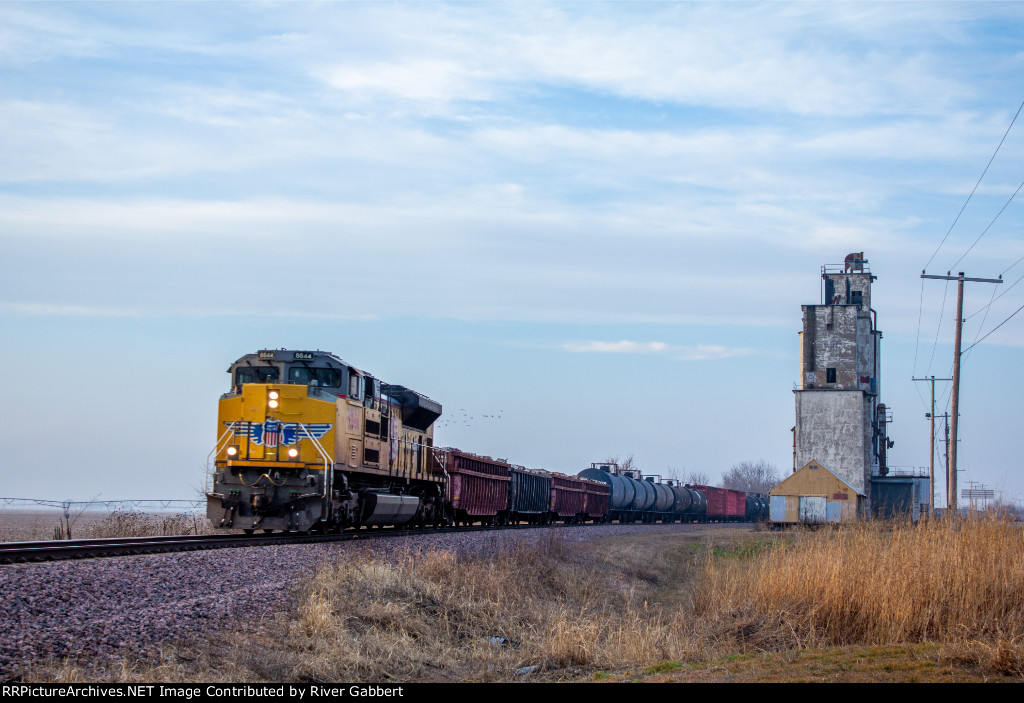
[29,518,1024,682]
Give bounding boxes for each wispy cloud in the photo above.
[0,302,147,317]
[672,345,759,362]
[318,60,491,103]
[560,340,758,361]
[561,340,669,354]
[304,4,976,117]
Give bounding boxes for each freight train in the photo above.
[206,349,768,533]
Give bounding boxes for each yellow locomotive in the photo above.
[206,349,444,533]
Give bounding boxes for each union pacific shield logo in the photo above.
[226,421,332,447]
[263,421,280,448]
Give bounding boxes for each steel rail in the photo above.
[0,523,557,565]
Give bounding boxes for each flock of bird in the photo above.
[434,408,504,429]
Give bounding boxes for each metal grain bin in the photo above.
[508,467,551,520]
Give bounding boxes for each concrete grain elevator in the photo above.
[793,253,893,511]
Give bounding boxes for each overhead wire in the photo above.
[909,278,933,413]
[922,99,1024,272]
[912,379,930,414]
[961,256,1024,354]
[962,300,1024,354]
[914,99,1024,402]
[959,234,1024,357]
[912,278,925,372]
[963,284,999,360]
[949,177,1024,271]
[1000,251,1024,278]
[925,279,951,376]
[964,271,1022,322]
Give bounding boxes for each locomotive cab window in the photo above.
[288,366,342,388]
[234,366,280,386]
[348,372,364,400]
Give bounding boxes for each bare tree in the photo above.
[721,459,781,495]
[990,497,1024,521]
[664,467,685,482]
[605,455,639,475]
[685,470,710,486]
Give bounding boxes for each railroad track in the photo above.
[0,523,553,565]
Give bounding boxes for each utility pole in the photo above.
[921,271,1002,513]
[932,412,951,509]
[914,375,951,516]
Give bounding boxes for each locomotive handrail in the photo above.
[205,424,238,494]
[297,421,334,500]
[430,447,451,502]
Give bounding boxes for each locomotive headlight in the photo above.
[268,390,280,400]
[226,445,239,457]
[288,447,299,459]
[268,399,279,409]
[267,390,280,409]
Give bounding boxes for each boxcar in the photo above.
[692,484,746,522]
[724,488,746,520]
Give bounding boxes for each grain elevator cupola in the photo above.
[794,253,893,505]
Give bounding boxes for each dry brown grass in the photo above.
[265,531,718,681]
[0,509,212,542]
[84,510,212,538]
[692,516,1024,676]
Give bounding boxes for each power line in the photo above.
[923,99,1024,271]
[912,278,925,372]
[962,299,1024,354]
[1001,252,1024,277]
[965,270,1021,321]
[968,284,999,348]
[949,177,1024,270]
[926,279,951,375]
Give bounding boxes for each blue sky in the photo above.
[1,2,1023,507]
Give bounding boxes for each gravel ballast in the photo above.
[0,523,748,677]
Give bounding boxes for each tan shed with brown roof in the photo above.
[769,459,865,524]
